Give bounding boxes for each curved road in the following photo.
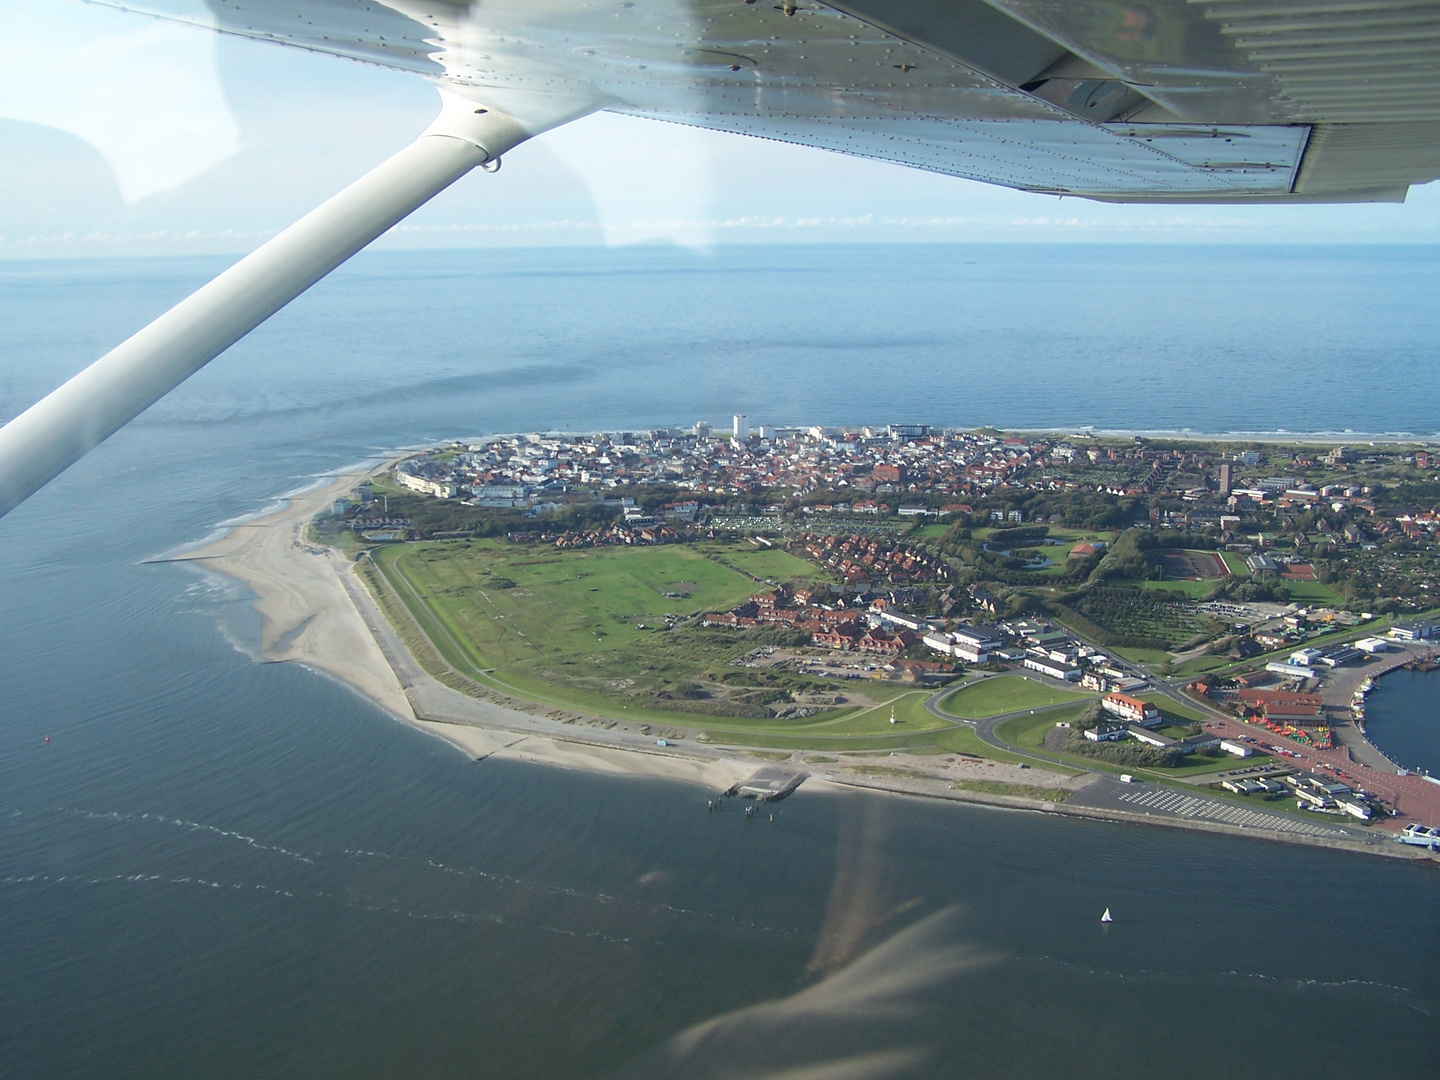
[922,682,1095,772]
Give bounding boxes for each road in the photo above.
[922,683,1088,770]
[932,635,1440,831]
[920,682,1362,841]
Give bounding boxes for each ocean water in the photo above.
[1,245,1438,1079]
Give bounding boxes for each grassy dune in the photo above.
[937,675,1090,719]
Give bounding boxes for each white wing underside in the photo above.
[95,0,1440,203]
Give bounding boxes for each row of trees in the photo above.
[371,489,627,538]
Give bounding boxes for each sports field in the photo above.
[1279,579,1345,604]
[1158,549,1228,580]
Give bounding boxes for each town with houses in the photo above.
[362,417,1440,613]
[323,419,1440,841]
[692,571,1436,825]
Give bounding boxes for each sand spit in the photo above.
[161,465,756,791]
[164,467,415,721]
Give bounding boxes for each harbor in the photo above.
[1353,662,1440,793]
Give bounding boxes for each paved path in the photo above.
[923,681,1393,843]
[923,684,1091,771]
[1328,717,1400,772]
[1205,713,1440,829]
[1066,775,1358,840]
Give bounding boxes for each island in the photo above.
[171,423,1440,858]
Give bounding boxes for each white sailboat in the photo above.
[1100,908,1113,923]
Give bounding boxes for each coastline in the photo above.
[161,464,758,792]
[1005,427,1440,444]
[163,465,1436,861]
[165,465,413,720]
[423,426,1439,447]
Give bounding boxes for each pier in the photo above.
[1401,649,1437,672]
[728,766,807,801]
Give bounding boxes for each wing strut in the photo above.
[0,91,590,520]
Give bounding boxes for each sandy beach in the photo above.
[165,468,415,719]
[161,465,758,792]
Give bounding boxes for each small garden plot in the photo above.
[1065,587,1223,651]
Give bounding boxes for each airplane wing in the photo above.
[103,0,1440,204]
[2,0,1437,519]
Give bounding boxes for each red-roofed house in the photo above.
[1101,693,1161,727]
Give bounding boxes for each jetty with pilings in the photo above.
[728,766,807,801]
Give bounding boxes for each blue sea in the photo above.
[1,245,1438,1079]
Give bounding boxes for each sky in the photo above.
[1,0,1439,258]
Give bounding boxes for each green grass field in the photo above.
[952,779,1075,801]
[700,689,1010,753]
[364,538,1065,763]
[1160,749,1273,776]
[370,539,795,719]
[1281,579,1345,604]
[937,675,1090,719]
[991,705,1271,778]
[1155,723,1198,740]
[381,538,758,652]
[698,543,823,583]
[1171,655,1231,678]
[1155,698,1208,723]
[1220,551,1251,576]
[992,703,1092,750]
[1109,646,1173,665]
